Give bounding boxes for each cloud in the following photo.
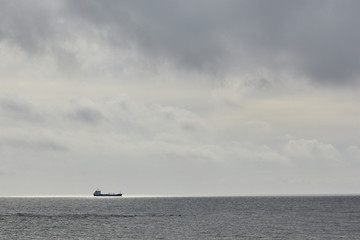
[0,94,42,122]
[0,138,68,152]
[0,0,61,54]
[64,0,360,84]
[1,1,360,85]
[283,138,341,163]
[0,94,31,113]
[0,92,358,195]
[68,107,103,124]
[1,1,360,195]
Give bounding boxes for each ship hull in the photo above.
[93,193,122,197]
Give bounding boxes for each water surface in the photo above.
[1,196,359,239]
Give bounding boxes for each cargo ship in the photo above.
[93,189,122,197]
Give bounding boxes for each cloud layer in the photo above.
[1,1,360,196]
[1,0,360,84]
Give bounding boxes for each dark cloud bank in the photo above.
[1,0,360,85]
[68,0,360,85]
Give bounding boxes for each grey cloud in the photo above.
[69,107,103,124]
[0,96,31,113]
[0,138,68,152]
[0,0,59,54]
[1,1,360,85]
[151,104,202,132]
[66,0,234,73]
[0,92,359,195]
[65,0,360,84]
[0,0,79,74]
[0,94,42,122]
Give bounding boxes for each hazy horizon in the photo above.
[2,193,360,199]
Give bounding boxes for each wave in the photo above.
[0,213,183,218]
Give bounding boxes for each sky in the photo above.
[1,0,360,196]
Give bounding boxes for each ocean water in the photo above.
[1,196,360,239]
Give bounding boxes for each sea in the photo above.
[1,195,360,239]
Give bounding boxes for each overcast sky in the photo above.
[1,0,360,196]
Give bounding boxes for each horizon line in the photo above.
[1,193,359,198]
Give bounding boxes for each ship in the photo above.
[93,189,122,197]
